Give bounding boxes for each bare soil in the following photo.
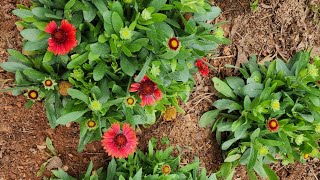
[0,0,319,179]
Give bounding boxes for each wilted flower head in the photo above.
[101,123,138,158]
[163,106,177,121]
[58,80,72,96]
[267,118,279,132]
[45,20,77,55]
[161,164,171,175]
[120,26,133,40]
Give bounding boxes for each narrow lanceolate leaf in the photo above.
[262,164,279,180]
[247,144,258,170]
[67,52,89,69]
[67,89,89,104]
[56,110,89,125]
[212,77,236,99]
[199,109,220,128]
[46,137,57,156]
[224,154,241,162]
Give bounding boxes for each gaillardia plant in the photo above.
[0,0,229,152]
[200,51,320,179]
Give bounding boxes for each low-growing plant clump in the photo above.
[0,0,227,151]
[200,51,320,179]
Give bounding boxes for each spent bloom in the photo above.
[58,80,72,96]
[89,100,102,112]
[163,106,177,121]
[307,63,319,78]
[130,76,163,106]
[195,57,209,77]
[141,9,152,20]
[101,123,138,158]
[45,20,77,55]
[295,134,304,146]
[258,146,269,156]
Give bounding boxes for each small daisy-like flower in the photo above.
[43,78,57,90]
[129,76,163,106]
[163,106,177,121]
[195,57,209,77]
[89,100,102,112]
[45,20,77,55]
[124,96,136,108]
[141,9,152,20]
[303,154,309,159]
[307,63,319,78]
[101,123,138,158]
[167,37,180,51]
[58,81,72,96]
[258,146,269,156]
[295,134,304,146]
[119,26,133,40]
[25,89,40,101]
[162,164,171,175]
[267,118,279,132]
[85,119,98,131]
[270,99,280,111]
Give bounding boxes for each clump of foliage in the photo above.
[200,51,320,179]
[1,0,228,151]
[49,140,218,180]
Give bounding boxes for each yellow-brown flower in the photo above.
[162,164,171,175]
[163,106,177,121]
[58,81,72,96]
[267,118,279,132]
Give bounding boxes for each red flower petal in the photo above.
[129,83,140,92]
[154,88,163,100]
[45,21,57,34]
[101,123,137,158]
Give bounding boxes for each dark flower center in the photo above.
[53,29,67,44]
[139,80,155,95]
[45,80,53,86]
[28,90,38,99]
[113,133,127,148]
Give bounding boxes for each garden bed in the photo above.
[0,0,320,179]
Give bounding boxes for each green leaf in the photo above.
[224,154,241,162]
[194,6,221,21]
[23,38,48,51]
[262,164,279,180]
[148,0,167,12]
[247,169,258,180]
[132,169,142,180]
[84,161,93,179]
[46,137,57,156]
[67,52,89,69]
[93,62,107,81]
[247,145,257,170]
[83,1,97,22]
[32,7,54,21]
[298,113,314,123]
[121,45,133,57]
[90,42,110,57]
[250,128,260,141]
[56,110,89,125]
[111,11,123,33]
[212,77,236,99]
[0,62,31,73]
[134,54,152,82]
[151,13,167,22]
[65,0,76,10]
[242,83,264,98]
[199,109,220,128]
[12,9,33,19]
[107,158,116,180]
[21,29,44,42]
[179,162,199,173]
[213,99,242,113]
[7,49,32,65]
[67,89,89,104]
[23,68,48,82]
[120,57,136,76]
[221,138,238,150]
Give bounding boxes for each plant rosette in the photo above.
[199,51,320,179]
[1,0,229,151]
